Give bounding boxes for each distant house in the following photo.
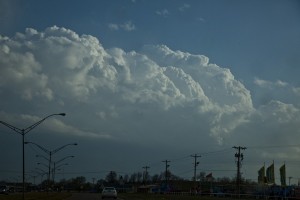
[137,185,160,193]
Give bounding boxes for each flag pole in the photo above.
[272,160,275,185]
[263,162,266,198]
[264,162,265,184]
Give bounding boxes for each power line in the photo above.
[197,147,234,156]
[247,144,300,149]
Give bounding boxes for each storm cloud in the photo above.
[1,26,299,180]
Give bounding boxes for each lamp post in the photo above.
[53,163,68,182]
[0,113,66,200]
[35,168,48,188]
[52,156,74,182]
[25,141,77,190]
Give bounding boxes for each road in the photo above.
[66,193,101,200]
[66,192,123,200]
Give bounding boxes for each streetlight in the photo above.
[37,162,49,169]
[25,141,77,190]
[52,156,74,182]
[36,154,50,162]
[0,113,66,200]
[35,167,48,183]
[53,163,68,182]
[34,168,48,188]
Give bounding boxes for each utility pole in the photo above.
[233,146,246,198]
[142,166,150,184]
[162,160,170,186]
[191,154,201,186]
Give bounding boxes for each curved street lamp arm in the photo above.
[52,143,77,155]
[36,154,50,162]
[23,113,66,134]
[37,162,48,168]
[55,163,68,170]
[25,142,50,154]
[0,113,66,135]
[0,113,66,200]
[0,121,23,134]
[55,155,74,165]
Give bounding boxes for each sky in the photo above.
[0,0,300,185]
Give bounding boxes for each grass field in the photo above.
[118,193,239,200]
[0,192,247,200]
[0,192,71,200]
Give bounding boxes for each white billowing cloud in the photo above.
[140,45,254,141]
[253,77,300,107]
[108,21,136,31]
[0,26,253,145]
[225,100,300,182]
[256,101,299,129]
[293,87,300,96]
[1,26,300,182]
[141,45,253,110]
[0,36,53,101]
[230,100,300,171]
[19,26,116,103]
[1,26,299,152]
[242,84,300,164]
[254,78,288,88]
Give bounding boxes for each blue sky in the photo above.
[2,0,300,86]
[1,0,300,185]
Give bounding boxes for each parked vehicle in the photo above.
[0,185,9,195]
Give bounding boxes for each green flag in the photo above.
[266,163,275,184]
[280,164,286,186]
[258,166,265,184]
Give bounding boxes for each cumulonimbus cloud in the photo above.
[0,26,299,149]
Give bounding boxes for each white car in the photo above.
[101,187,117,199]
[0,185,9,195]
